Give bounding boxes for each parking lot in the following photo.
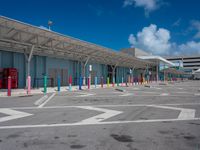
[0,81,200,150]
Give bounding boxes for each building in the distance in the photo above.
[121,48,175,81]
[165,56,200,72]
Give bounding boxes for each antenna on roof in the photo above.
[48,20,53,30]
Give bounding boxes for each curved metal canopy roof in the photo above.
[137,56,175,66]
[0,16,154,68]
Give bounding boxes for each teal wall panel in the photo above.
[0,49,144,88]
[1,51,13,68]
[13,53,25,88]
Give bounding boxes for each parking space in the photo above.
[0,81,200,150]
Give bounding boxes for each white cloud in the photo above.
[123,0,161,16]
[128,24,200,56]
[191,20,200,39]
[178,41,200,55]
[129,24,171,55]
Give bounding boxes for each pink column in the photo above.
[27,76,31,94]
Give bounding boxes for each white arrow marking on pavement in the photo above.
[76,93,95,97]
[76,106,123,124]
[149,105,195,119]
[0,109,33,123]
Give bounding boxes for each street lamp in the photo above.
[48,20,53,30]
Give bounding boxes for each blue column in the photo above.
[79,76,82,90]
[95,76,97,88]
[57,76,60,92]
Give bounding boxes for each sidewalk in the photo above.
[0,81,183,97]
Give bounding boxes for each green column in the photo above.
[107,77,110,87]
[44,75,47,94]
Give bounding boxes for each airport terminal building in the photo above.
[0,16,181,89]
[0,16,160,89]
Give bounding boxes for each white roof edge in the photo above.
[137,56,175,66]
[193,68,200,73]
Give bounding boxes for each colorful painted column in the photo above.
[79,76,82,90]
[7,76,11,96]
[101,76,104,88]
[107,77,110,87]
[27,76,31,94]
[112,76,115,87]
[69,75,72,91]
[88,77,90,89]
[128,75,130,86]
[57,76,61,92]
[95,76,97,88]
[44,75,47,94]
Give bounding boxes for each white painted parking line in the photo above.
[132,88,140,90]
[194,93,200,96]
[0,117,199,129]
[0,109,33,123]
[160,93,169,96]
[143,91,158,94]
[3,102,200,110]
[34,95,48,106]
[119,93,133,97]
[153,87,162,90]
[76,106,123,123]
[75,93,96,97]
[0,103,199,129]
[175,91,191,94]
[149,105,195,120]
[38,93,56,108]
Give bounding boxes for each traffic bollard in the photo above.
[107,77,110,87]
[101,76,103,88]
[88,77,90,89]
[27,76,31,94]
[7,76,11,96]
[128,76,130,86]
[112,77,115,87]
[95,76,97,88]
[69,75,72,91]
[57,76,60,92]
[79,76,82,90]
[44,75,47,94]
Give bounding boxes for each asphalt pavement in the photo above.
[0,81,200,150]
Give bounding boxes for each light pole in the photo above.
[48,20,53,30]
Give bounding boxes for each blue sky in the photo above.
[1,0,200,55]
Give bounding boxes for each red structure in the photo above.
[2,68,18,89]
[0,68,3,89]
[7,76,11,96]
